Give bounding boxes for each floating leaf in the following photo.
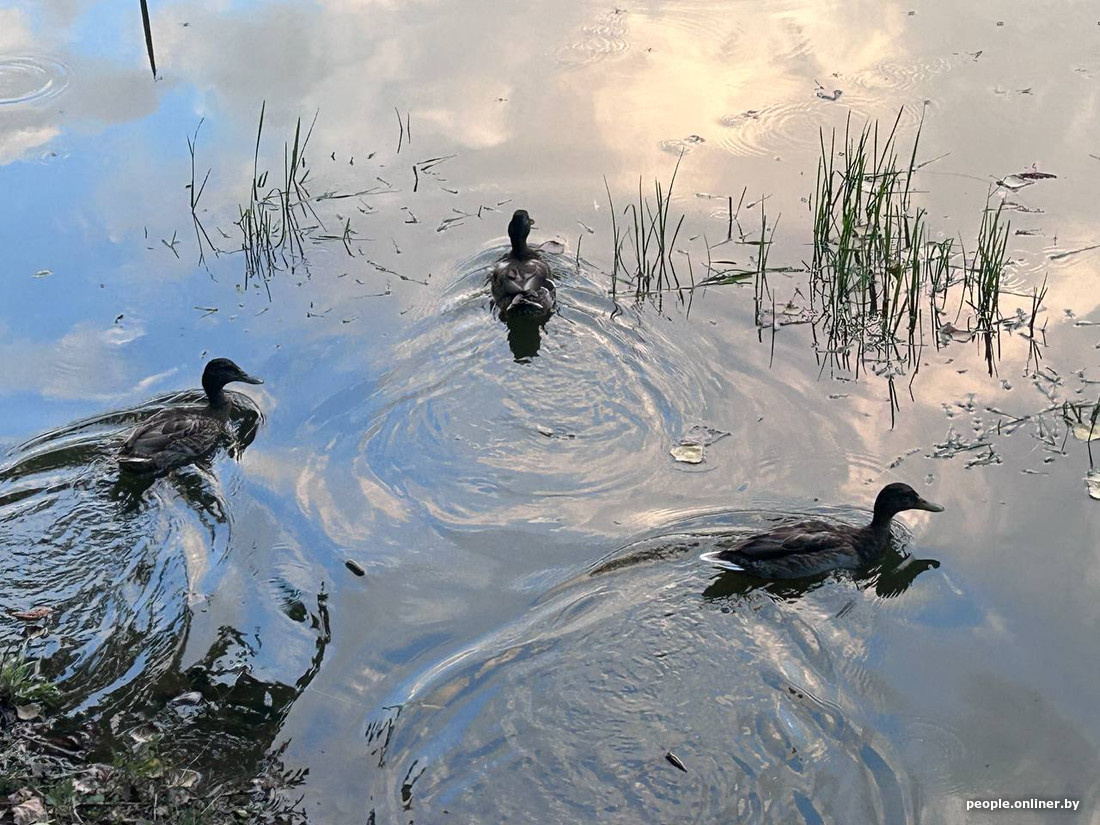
[665,751,688,772]
[10,606,53,621]
[1087,471,1100,500]
[670,444,704,464]
[1072,423,1100,442]
[32,269,51,279]
[998,170,1056,190]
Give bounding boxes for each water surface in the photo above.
[1,0,1098,822]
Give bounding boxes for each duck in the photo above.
[117,358,263,475]
[700,483,943,579]
[489,209,557,322]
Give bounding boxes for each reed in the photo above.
[605,153,689,305]
[235,103,321,295]
[139,0,156,77]
[969,197,1010,374]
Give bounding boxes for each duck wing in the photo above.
[521,271,556,296]
[492,258,552,287]
[119,411,225,472]
[729,520,850,561]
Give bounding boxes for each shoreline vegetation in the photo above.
[1,648,305,824]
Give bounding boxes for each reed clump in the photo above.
[604,153,691,305]
[603,112,1025,417]
[235,103,326,296]
[809,112,1015,390]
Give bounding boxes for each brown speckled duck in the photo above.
[118,358,262,475]
[700,483,944,578]
[489,209,556,322]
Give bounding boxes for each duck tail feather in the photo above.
[118,456,157,474]
[700,550,745,572]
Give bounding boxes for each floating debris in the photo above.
[537,425,554,437]
[665,751,688,772]
[814,80,843,101]
[669,443,704,464]
[10,607,53,621]
[1087,471,1100,500]
[32,269,51,279]
[1072,423,1100,442]
[938,322,973,344]
[670,425,730,464]
[683,425,731,446]
[997,170,1057,190]
[345,559,366,577]
[659,135,705,154]
[1050,243,1100,261]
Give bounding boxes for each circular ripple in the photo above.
[0,56,70,105]
[716,96,933,159]
[343,250,714,527]
[658,134,705,155]
[715,102,857,158]
[366,547,919,823]
[848,56,959,94]
[555,10,629,67]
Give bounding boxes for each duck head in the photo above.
[508,209,534,255]
[872,482,944,527]
[202,358,263,403]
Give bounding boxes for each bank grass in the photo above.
[0,646,60,708]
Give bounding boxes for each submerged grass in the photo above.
[235,102,327,296]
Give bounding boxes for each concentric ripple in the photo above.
[311,247,720,529]
[362,511,951,823]
[715,102,856,158]
[0,56,70,105]
[848,56,960,94]
[555,9,630,67]
[716,95,933,159]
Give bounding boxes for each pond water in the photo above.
[1,0,1098,822]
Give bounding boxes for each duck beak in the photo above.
[240,372,264,385]
[914,496,944,512]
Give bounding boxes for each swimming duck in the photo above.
[118,358,263,474]
[489,209,557,321]
[700,483,943,579]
